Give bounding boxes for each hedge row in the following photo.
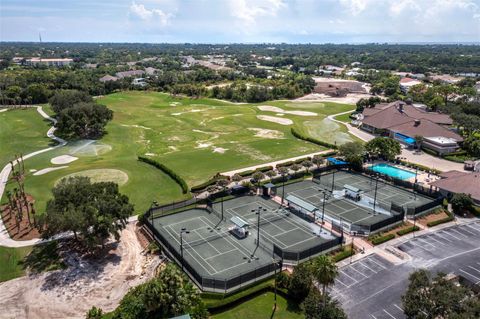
[332,247,354,263]
[427,213,454,227]
[371,233,395,245]
[138,156,189,194]
[396,226,420,236]
[202,278,275,312]
[291,127,338,149]
[190,175,230,192]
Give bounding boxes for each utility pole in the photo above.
[373,174,379,214]
[252,206,267,249]
[180,227,190,271]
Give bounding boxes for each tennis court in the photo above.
[150,195,341,292]
[281,170,436,230]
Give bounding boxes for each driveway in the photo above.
[332,221,480,319]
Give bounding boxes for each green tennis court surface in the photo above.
[151,195,340,292]
[281,170,435,228]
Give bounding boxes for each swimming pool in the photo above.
[368,163,416,180]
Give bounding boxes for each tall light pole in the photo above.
[321,191,326,225]
[373,174,379,214]
[331,170,336,192]
[273,258,281,311]
[150,200,159,226]
[252,206,267,249]
[179,227,190,271]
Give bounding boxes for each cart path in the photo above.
[0,106,66,247]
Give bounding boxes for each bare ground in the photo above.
[0,223,161,319]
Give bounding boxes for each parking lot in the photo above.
[332,221,480,319]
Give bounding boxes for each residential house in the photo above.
[430,171,480,205]
[360,101,462,155]
[99,75,118,82]
[399,77,422,93]
[115,70,145,79]
[25,57,73,66]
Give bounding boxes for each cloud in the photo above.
[129,2,173,26]
[229,0,286,25]
[339,0,370,16]
[389,0,421,16]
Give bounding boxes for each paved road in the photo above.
[332,221,480,319]
[0,107,66,248]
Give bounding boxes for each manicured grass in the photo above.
[4,92,356,214]
[333,112,354,123]
[211,292,303,319]
[0,107,54,169]
[0,245,33,282]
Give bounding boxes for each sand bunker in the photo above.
[256,115,293,125]
[34,166,68,176]
[0,108,8,113]
[258,105,317,116]
[196,142,213,149]
[213,147,228,154]
[51,155,78,165]
[60,169,129,186]
[171,109,204,116]
[248,128,284,139]
[121,124,152,130]
[63,140,112,157]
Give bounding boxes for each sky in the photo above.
[1,0,479,43]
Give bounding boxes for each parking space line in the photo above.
[464,225,480,234]
[350,266,369,278]
[416,237,437,248]
[460,227,477,236]
[340,270,358,283]
[450,228,468,238]
[459,269,480,282]
[383,309,396,319]
[440,231,461,241]
[427,236,449,247]
[468,265,480,274]
[368,256,389,269]
[433,232,453,242]
[357,261,378,274]
[371,315,378,319]
[335,278,348,287]
[394,304,403,312]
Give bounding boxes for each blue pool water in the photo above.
[369,163,416,180]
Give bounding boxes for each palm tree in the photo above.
[311,255,338,308]
[414,135,424,151]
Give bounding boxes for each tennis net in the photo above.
[184,231,231,249]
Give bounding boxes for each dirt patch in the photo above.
[417,209,450,227]
[59,169,129,186]
[248,128,284,139]
[256,115,293,125]
[0,223,161,319]
[0,195,40,240]
[51,155,78,165]
[33,166,68,176]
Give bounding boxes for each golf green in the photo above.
[3,92,356,214]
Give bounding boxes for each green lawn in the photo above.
[0,245,32,282]
[3,92,356,214]
[0,107,54,169]
[333,112,354,123]
[212,292,303,319]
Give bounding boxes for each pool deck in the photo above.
[366,161,442,186]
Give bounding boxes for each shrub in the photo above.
[138,156,189,194]
[238,169,255,177]
[396,226,420,236]
[291,127,338,149]
[370,233,395,245]
[276,271,290,289]
[427,214,454,227]
[332,247,354,262]
[398,160,442,175]
[191,177,221,192]
[254,165,274,173]
[470,206,480,217]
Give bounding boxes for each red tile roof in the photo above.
[431,173,480,202]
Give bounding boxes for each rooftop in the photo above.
[431,173,480,202]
